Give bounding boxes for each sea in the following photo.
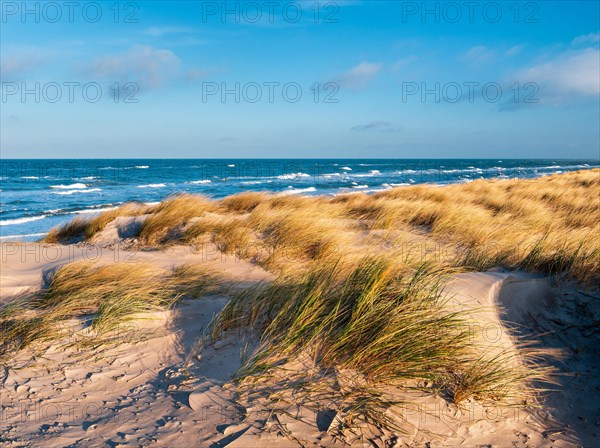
[1,159,598,242]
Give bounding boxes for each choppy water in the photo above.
[1,159,597,241]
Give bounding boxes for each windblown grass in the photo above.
[43,169,600,282]
[44,202,154,243]
[216,257,547,403]
[0,261,222,359]
[213,256,549,433]
[138,194,217,245]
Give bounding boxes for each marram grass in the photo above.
[215,257,550,410]
[43,169,600,283]
[0,261,222,359]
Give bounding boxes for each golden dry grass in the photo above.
[44,202,155,243]
[43,169,600,282]
[0,261,222,359]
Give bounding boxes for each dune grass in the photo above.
[0,261,222,359]
[42,169,599,282]
[212,256,549,433]
[44,202,155,243]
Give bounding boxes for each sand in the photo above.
[1,242,599,447]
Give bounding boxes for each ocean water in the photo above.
[1,159,597,241]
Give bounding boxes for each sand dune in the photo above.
[1,241,598,447]
[1,172,599,446]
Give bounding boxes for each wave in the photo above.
[341,167,352,171]
[137,183,166,188]
[352,170,382,178]
[50,183,88,189]
[227,164,235,168]
[383,183,411,187]
[0,232,47,240]
[135,165,150,169]
[0,215,48,226]
[352,185,369,189]
[20,176,39,179]
[276,172,311,180]
[188,180,211,185]
[240,180,266,185]
[53,188,102,195]
[278,187,317,196]
[70,207,118,215]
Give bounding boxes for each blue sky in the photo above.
[1,0,599,158]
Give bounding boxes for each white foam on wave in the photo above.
[341,167,352,171]
[136,165,150,169]
[53,188,102,195]
[277,172,310,180]
[227,164,235,168]
[71,207,118,215]
[21,176,39,179]
[278,187,317,196]
[383,183,410,187]
[0,232,47,240]
[137,183,166,188]
[240,180,265,185]
[188,180,211,185]
[50,183,88,189]
[352,185,369,189]
[0,215,48,226]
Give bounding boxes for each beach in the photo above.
[1,169,599,447]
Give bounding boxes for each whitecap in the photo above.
[278,187,317,196]
[0,215,48,226]
[341,167,352,171]
[53,188,102,195]
[50,183,88,189]
[0,232,47,240]
[188,180,211,185]
[137,183,166,188]
[70,207,118,215]
[276,172,310,180]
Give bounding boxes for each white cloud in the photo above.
[0,46,49,79]
[391,55,418,72]
[82,45,181,89]
[572,32,600,46]
[514,47,599,98]
[337,62,382,89]
[505,45,524,57]
[460,45,495,64]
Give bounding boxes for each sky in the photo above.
[0,0,599,159]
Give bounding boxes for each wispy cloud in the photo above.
[572,32,600,46]
[505,45,524,57]
[351,121,401,133]
[337,62,383,89]
[0,46,51,80]
[514,47,599,99]
[391,56,418,73]
[459,45,495,64]
[80,45,181,89]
